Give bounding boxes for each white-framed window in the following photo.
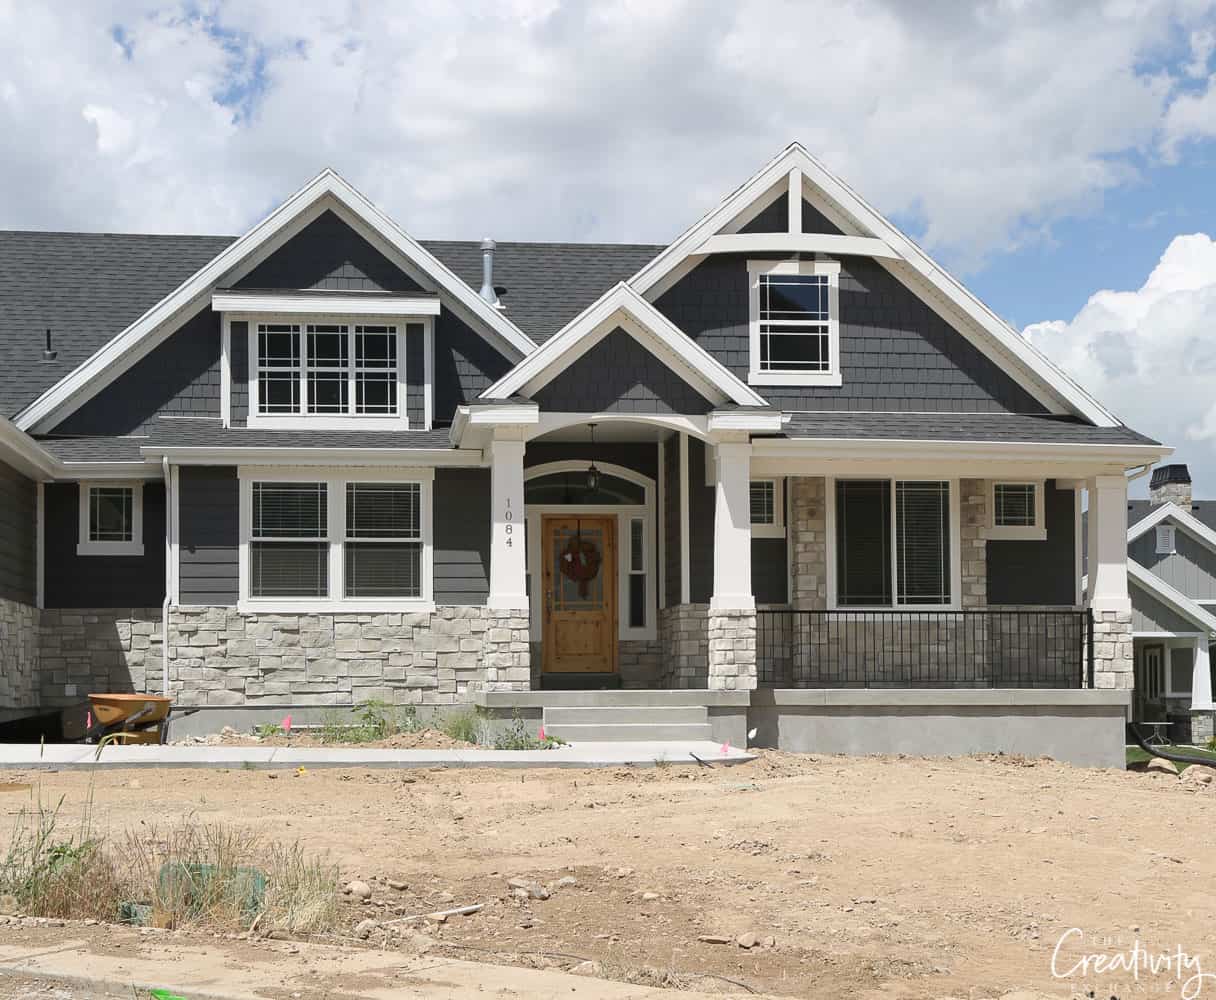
[77,481,144,556]
[747,259,841,386]
[238,467,433,612]
[245,316,424,430]
[749,478,786,538]
[1156,523,1177,555]
[1168,646,1194,698]
[628,516,646,629]
[827,477,961,609]
[988,481,1047,541]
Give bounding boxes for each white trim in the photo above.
[1128,560,1216,634]
[657,437,666,611]
[824,475,962,611]
[170,464,180,605]
[141,445,479,467]
[16,169,536,434]
[628,143,1122,428]
[524,461,658,643]
[697,233,900,259]
[986,480,1047,541]
[787,167,801,234]
[1074,486,1083,607]
[220,316,231,429]
[212,291,440,316]
[747,259,841,387]
[750,477,786,539]
[706,409,784,433]
[423,320,435,432]
[679,432,690,605]
[35,481,44,610]
[1129,501,1216,556]
[0,417,60,481]
[751,435,1171,467]
[237,465,435,614]
[76,480,144,556]
[480,282,769,408]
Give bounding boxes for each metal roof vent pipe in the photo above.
[479,237,501,308]
[41,328,57,362]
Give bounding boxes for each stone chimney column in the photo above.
[1150,464,1192,508]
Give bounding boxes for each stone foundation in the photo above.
[619,639,662,688]
[708,608,757,691]
[1191,710,1215,745]
[1092,609,1134,690]
[39,608,163,708]
[0,596,41,714]
[660,604,708,688]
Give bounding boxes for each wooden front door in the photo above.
[542,515,617,673]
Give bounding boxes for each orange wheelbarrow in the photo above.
[87,693,173,745]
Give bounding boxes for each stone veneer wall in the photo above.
[959,478,988,609]
[619,640,662,688]
[39,609,163,708]
[707,608,757,691]
[0,597,41,714]
[659,604,708,688]
[789,477,827,609]
[1092,609,1134,690]
[1191,710,1215,744]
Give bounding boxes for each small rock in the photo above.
[1181,766,1215,786]
[551,876,578,890]
[613,867,634,878]
[737,931,758,949]
[0,895,17,915]
[353,918,378,940]
[1146,757,1179,776]
[762,935,776,948]
[426,912,448,924]
[639,891,660,902]
[507,877,549,900]
[346,880,373,900]
[698,934,732,944]
[571,960,601,976]
[852,896,878,904]
[435,891,455,904]
[386,879,408,890]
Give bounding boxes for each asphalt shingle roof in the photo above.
[781,412,1161,447]
[1127,499,1216,531]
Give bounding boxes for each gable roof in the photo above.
[628,143,1122,429]
[480,282,770,408]
[11,169,547,433]
[1128,560,1216,634]
[1127,499,1216,532]
[1128,500,1216,555]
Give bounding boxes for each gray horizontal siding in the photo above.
[534,327,712,415]
[44,482,165,609]
[687,438,715,604]
[664,433,681,607]
[0,459,35,606]
[1130,521,1216,601]
[434,468,490,605]
[178,467,239,606]
[655,254,1047,413]
[1132,581,1196,635]
[987,481,1077,606]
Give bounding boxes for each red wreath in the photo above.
[560,532,602,598]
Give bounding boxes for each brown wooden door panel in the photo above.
[542,515,617,673]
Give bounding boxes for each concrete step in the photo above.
[542,722,714,742]
[543,705,709,726]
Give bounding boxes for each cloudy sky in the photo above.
[2,0,1216,492]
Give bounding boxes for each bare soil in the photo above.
[2,751,1214,999]
[174,726,475,750]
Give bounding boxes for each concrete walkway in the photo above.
[0,740,754,770]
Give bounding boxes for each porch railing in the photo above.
[756,609,1092,689]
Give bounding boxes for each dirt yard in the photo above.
[2,751,1214,999]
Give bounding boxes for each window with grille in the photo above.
[835,479,953,607]
[989,481,1046,540]
[345,482,421,598]
[750,481,775,525]
[77,482,143,556]
[748,261,840,385]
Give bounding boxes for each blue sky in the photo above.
[2,1,1216,492]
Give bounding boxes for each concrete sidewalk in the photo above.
[0,740,754,770]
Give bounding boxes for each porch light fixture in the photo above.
[586,424,600,493]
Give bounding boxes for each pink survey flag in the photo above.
[282,714,292,733]
[538,725,546,740]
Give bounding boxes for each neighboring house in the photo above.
[1124,465,1216,743]
[0,143,1170,765]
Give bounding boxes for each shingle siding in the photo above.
[533,327,712,415]
[663,434,681,606]
[655,254,1047,413]
[525,441,658,481]
[739,192,789,234]
[405,323,425,427]
[433,311,513,424]
[230,320,248,425]
[0,459,35,606]
[178,467,239,606]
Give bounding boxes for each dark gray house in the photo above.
[0,144,1169,764]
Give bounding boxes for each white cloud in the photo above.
[0,0,1213,265]
[1024,233,1216,495]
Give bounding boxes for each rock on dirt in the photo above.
[353,918,378,939]
[698,934,732,944]
[1181,765,1216,786]
[507,877,550,900]
[736,931,758,949]
[345,880,373,900]
[1146,757,1180,776]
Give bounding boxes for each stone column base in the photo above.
[482,608,532,692]
[1091,609,1133,690]
[708,608,756,691]
[1191,710,1215,746]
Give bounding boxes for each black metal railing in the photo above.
[757,609,1091,689]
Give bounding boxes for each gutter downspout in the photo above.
[1126,463,1153,483]
[162,456,172,697]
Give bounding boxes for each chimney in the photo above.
[479,238,500,308]
[1150,463,1192,508]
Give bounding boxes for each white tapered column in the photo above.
[708,440,756,691]
[488,437,527,610]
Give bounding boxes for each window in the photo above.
[249,320,411,428]
[1156,524,1177,555]
[1169,646,1194,697]
[989,481,1046,540]
[833,479,955,608]
[749,479,785,538]
[748,260,841,386]
[77,482,143,556]
[240,471,433,610]
[628,517,645,628]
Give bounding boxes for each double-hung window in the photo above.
[241,471,433,610]
[77,482,144,556]
[833,479,956,608]
[250,320,410,428]
[748,260,841,386]
[989,481,1047,541]
[749,479,785,538]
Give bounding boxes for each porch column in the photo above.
[708,440,756,691]
[486,436,530,692]
[1087,474,1133,692]
[1191,635,1215,744]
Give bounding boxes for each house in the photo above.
[0,143,1170,765]
[1123,464,1216,744]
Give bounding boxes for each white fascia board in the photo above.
[0,417,61,480]
[695,233,899,259]
[17,169,536,434]
[750,435,1172,466]
[1129,560,1216,635]
[58,462,161,479]
[629,142,1122,428]
[707,409,784,433]
[481,283,768,408]
[211,291,441,316]
[466,403,540,426]
[140,445,484,468]
[1128,501,1216,554]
